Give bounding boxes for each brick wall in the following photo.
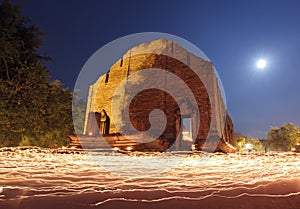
[84,39,234,151]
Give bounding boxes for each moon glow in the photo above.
[256,59,267,69]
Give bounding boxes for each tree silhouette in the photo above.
[0,0,73,147]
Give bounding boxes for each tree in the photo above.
[234,133,264,152]
[234,133,246,152]
[0,0,73,147]
[267,123,300,151]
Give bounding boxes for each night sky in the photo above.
[13,0,300,138]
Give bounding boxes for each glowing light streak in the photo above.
[0,148,299,207]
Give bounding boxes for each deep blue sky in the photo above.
[14,0,300,138]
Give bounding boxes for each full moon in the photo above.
[256,59,267,69]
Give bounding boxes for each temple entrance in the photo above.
[98,110,110,135]
[182,117,193,142]
[174,99,199,150]
[85,110,110,135]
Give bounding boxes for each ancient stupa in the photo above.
[78,39,235,153]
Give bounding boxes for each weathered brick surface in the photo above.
[84,39,235,152]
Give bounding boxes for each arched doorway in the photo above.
[85,110,110,136]
[98,110,110,135]
[174,99,199,150]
